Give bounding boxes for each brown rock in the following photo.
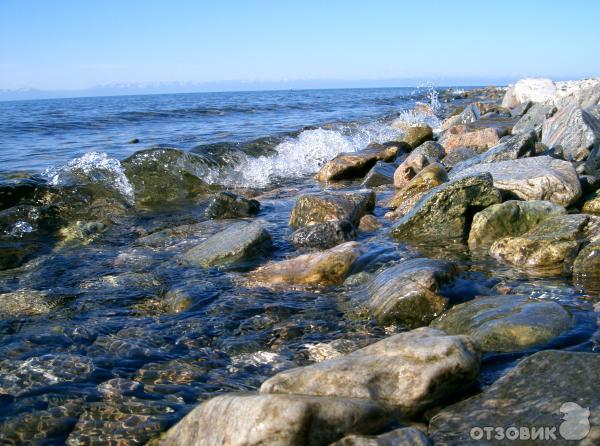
[439,126,500,152]
[358,214,381,232]
[402,126,433,148]
[393,141,445,188]
[289,191,375,229]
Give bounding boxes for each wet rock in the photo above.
[393,141,445,188]
[122,148,213,205]
[391,174,501,241]
[204,191,260,219]
[542,105,600,163]
[97,378,145,399]
[441,147,478,167]
[360,161,396,187]
[358,214,381,232]
[573,241,600,279]
[315,142,406,182]
[261,327,481,416]
[136,220,233,248]
[431,295,572,352]
[439,126,500,152]
[159,393,389,446]
[332,427,431,446]
[290,220,357,249]
[582,192,600,215]
[489,214,590,273]
[467,200,567,250]
[250,241,362,286]
[501,78,556,108]
[402,125,433,148]
[365,258,459,327]
[289,191,375,229]
[512,103,557,134]
[177,220,271,267]
[0,289,63,317]
[57,220,108,245]
[451,130,537,173]
[449,156,582,207]
[429,350,600,445]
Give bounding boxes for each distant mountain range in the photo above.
[0,77,518,101]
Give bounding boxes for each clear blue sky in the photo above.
[1,0,599,91]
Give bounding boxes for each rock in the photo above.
[122,148,213,205]
[315,142,407,182]
[290,220,357,249]
[177,220,271,267]
[386,163,448,219]
[365,258,459,327]
[451,130,537,173]
[358,214,381,232]
[0,240,40,270]
[204,192,260,219]
[548,77,600,108]
[573,241,600,277]
[360,161,396,187]
[512,103,557,134]
[449,156,582,207]
[260,327,481,416]
[489,214,590,273]
[402,125,433,148]
[249,241,362,286]
[467,117,517,138]
[431,295,572,352]
[332,428,431,446]
[542,105,600,162]
[393,141,445,188]
[289,191,375,229]
[582,192,600,215]
[439,126,501,152]
[441,104,480,130]
[441,147,479,167]
[391,174,501,241]
[467,200,567,250]
[429,350,600,445]
[509,100,533,118]
[0,289,62,317]
[580,175,599,195]
[128,138,140,144]
[159,393,389,446]
[501,78,556,108]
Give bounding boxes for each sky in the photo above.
[1,0,599,93]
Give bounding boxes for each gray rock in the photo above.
[429,350,600,445]
[204,191,260,219]
[391,174,502,241]
[290,220,356,249]
[441,104,480,130]
[431,295,573,352]
[361,161,396,187]
[289,191,375,229]
[332,427,431,446]
[509,100,533,118]
[467,200,567,250]
[365,258,459,327]
[441,147,479,167]
[177,220,271,267]
[573,241,600,291]
[449,156,582,207]
[159,393,389,446]
[261,327,481,416]
[512,103,557,135]
[393,141,445,188]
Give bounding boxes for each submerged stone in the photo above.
[289,191,375,229]
[393,141,445,189]
[204,191,260,219]
[290,220,357,249]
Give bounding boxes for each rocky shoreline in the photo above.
[0,79,599,445]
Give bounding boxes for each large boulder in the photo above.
[365,258,459,327]
[289,191,375,229]
[402,125,433,148]
[467,200,566,250]
[390,174,502,241]
[261,328,481,416]
[501,78,556,108]
[542,105,600,162]
[249,241,362,286]
[449,156,582,207]
[431,295,573,352]
[332,428,431,446]
[548,77,600,108]
[315,142,406,182]
[438,126,500,152]
[159,393,389,446]
[393,141,445,188]
[290,220,357,249]
[177,220,271,267]
[430,350,600,445]
[489,214,590,273]
[204,192,260,219]
[512,103,557,135]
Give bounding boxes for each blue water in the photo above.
[0,87,428,174]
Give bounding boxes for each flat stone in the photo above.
[159,393,389,446]
[261,327,481,416]
[289,191,375,229]
[449,156,582,207]
[393,141,445,189]
[431,295,573,352]
[249,241,363,286]
[361,161,396,187]
[468,200,567,250]
[332,427,431,446]
[177,220,271,267]
[391,174,501,241]
[365,258,459,327]
[429,350,600,445]
[542,105,600,162]
[439,126,500,152]
[290,220,356,249]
